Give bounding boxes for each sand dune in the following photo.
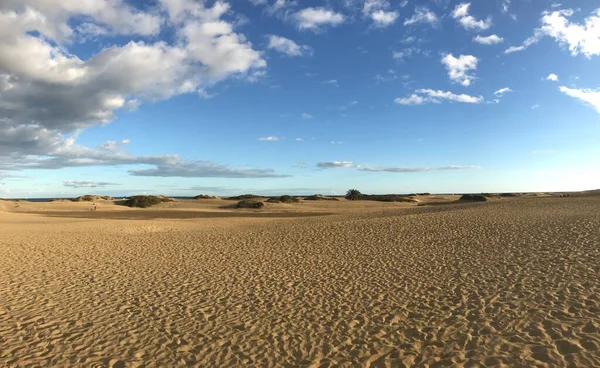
[1,195,599,367]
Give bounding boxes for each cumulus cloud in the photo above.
[0,0,280,178]
[395,89,483,105]
[494,87,513,96]
[295,7,345,31]
[394,94,427,105]
[63,180,119,188]
[452,3,492,31]
[357,165,480,172]
[362,0,398,27]
[258,136,279,141]
[267,35,313,56]
[316,161,355,168]
[505,8,600,57]
[546,73,559,81]
[404,7,439,26]
[559,86,600,113]
[474,34,504,45]
[370,10,399,27]
[539,9,600,58]
[441,54,478,86]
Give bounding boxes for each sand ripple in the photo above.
[1,197,599,367]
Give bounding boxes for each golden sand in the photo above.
[1,194,599,367]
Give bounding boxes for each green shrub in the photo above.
[123,195,173,208]
[345,189,363,201]
[235,200,264,209]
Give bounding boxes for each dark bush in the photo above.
[267,195,300,203]
[459,194,488,202]
[193,194,217,199]
[303,194,339,201]
[227,194,262,200]
[362,194,418,203]
[123,195,173,208]
[346,189,363,201]
[72,195,114,202]
[235,200,264,209]
[416,193,431,196]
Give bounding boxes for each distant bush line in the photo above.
[235,200,265,209]
[123,195,173,208]
[459,194,488,202]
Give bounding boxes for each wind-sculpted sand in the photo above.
[1,195,599,367]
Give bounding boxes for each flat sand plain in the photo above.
[1,193,599,367]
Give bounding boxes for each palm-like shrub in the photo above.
[346,189,363,201]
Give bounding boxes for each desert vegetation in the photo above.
[227,194,262,200]
[123,195,173,208]
[266,195,301,203]
[345,189,363,201]
[362,194,418,203]
[71,195,114,202]
[235,200,265,209]
[303,194,339,201]
[193,194,218,199]
[459,194,488,202]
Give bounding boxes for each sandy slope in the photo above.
[1,196,599,367]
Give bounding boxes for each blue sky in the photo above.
[1,0,599,198]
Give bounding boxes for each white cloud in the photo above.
[0,1,277,177]
[502,0,510,14]
[546,73,559,81]
[494,87,513,96]
[302,113,313,119]
[551,3,562,8]
[392,48,422,61]
[395,89,483,105]
[531,104,540,109]
[295,138,304,141]
[394,94,427,105]
[404,7,439,26]
[370,10,399,27]
[505,8,600,57]
[323,79,339,87]
[474,34,504,45]
[267,35,313,56]
[441,54,478,86]
[559,86,600,113]
[452,3,492,31]
[317,161,355,168]
[63,180,119,188]
[358,165,480,172]
[295,7,345,31]
[539,8,600,58]
[258,136,279,141]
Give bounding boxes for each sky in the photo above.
[1,0,599,198]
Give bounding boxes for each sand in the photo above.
[1,194,599,367]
